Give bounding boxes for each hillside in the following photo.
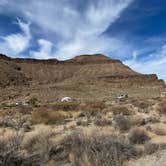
[0,53,164,87]
[0,53,165,103]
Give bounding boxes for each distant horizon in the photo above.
[0,0,166,80]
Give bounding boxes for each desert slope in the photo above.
[0,53,164,87]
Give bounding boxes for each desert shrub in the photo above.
[128,128,150,144]
[0,114,32,131]
[155,101,166,115]
[15,115,32,131]
[0,128,57,165]
[77,111,87,117]
[0,116,16,128]
[17,106,33,114]
[32,109,68,125]
[94,118,112,126]
[111,106,134,116]
[52,102,79,111]
[114,115,131,131]
[144,142,159,154]
[0,132,24,165]
[79,101,106,117]
[0,126,139,166]
[29,97,39,107]
[136,102,149,109]
[61,131,137,166]
[23,127,53,154]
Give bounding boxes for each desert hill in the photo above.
[0,53,165,103]
[0,53,164,87]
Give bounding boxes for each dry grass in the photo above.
[151,124,166,136]
[62,131,137,166]
[155,101,166,115]
[110,106,134,116]
[0,114,32,131]
[94,117,112,126]
[78,101,106,117]
[129,115,145,126]
[52,102,79,111]
[144,142,159,155]
[0,126,138,166]
[131,100,151,110]
[0,96,166,165]
[32,109,69,125]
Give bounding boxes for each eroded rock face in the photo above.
[0,56,29,87]
[0,53,165,88]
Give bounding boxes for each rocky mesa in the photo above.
[0,53,164,88]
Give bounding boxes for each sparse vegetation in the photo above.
[29,97,39,107]
[0,96,166,165]
[111,106,134,116]
[62,131,137,166]
[32,109,69,125]
[155,101,166,115]
[144,142,159,154]
[94,117,112,126]
[151,124,166,136]
[52,102,79,111]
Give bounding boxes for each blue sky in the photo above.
[0,0,166,80]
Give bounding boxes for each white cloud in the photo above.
[0,0,133,59]
[124,45,166,81]
[56,36,133,60]
[30,39,53,59]
[0,19,31,56]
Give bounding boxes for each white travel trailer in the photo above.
[61,97,72,102]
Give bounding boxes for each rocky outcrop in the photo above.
[0,55,30,87]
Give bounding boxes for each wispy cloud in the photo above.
[0,19,31,56]
[124,45,166,81]
[30,39,53,59]
[0,0,133,59]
